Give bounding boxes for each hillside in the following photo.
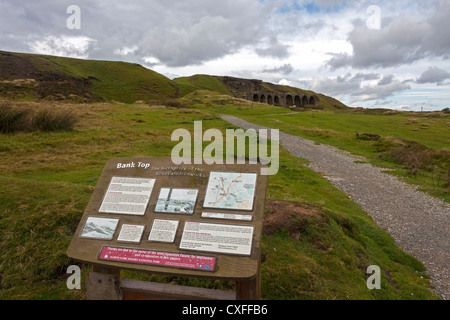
[175,74,349,110]
[0,51,178,103]
[0,50,348,110]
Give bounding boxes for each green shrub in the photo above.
[0,102,29,133]
[385,140,449,178]
[387,142,430,175]
[31,108,78,132]
[447,167,450,188]
[0,102,78,133]
[148,98,190,109]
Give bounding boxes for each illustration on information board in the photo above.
[80,217,119,240]
[155,188,198,214]
[203,172,257,211]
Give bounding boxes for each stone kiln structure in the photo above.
[220,76,319,108]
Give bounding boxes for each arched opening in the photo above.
[309,96,316,105]
[274,96,280,106]
[302,95,308,106]
[260,95,267,104]
[286,95,293,107]
[253,94,259,102]
[267,95,273,105]
[294,95,302,107]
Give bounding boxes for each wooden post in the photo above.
[87,265,237,300]
[236,252,261,300]
[121,279,236,300]
[85,266,121,300]
[85,263,261,300]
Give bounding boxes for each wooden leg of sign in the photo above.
[92,265,120,277]
[121,279,236,300]
[86,265,236,300]
[85,264,260,300]
[85,265,122,300]
[235,253,261,300]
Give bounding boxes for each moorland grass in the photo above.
[0,101,78,133]
[190,92,449,202]
[0,99,440,300]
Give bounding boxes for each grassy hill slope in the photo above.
[174,74,233,97]
[0,51,348,110]
[0,51,178,103]
[175,74,349,111]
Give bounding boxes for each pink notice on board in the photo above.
[99,246,216,272]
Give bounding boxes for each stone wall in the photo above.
[219,76,319,108]
[251,92,319,108]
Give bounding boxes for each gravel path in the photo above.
[220,114,449,300]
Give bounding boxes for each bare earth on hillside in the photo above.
[221,114,450,300]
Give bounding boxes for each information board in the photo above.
[179,222,254,256]
[80,217,119,240]
[117,224,145,243]
[155,188,198,214]
[201,212,253,221]
[67,157,268,281]
[99,247,216,271]
[148,219,179,243]
[99,177,155,216]
[203,172,257,211]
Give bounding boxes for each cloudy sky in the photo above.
[1,0,450,111]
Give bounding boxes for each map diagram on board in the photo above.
[203,172,257,211]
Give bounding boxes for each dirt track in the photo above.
[221,114,450,300]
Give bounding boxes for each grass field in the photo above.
[0,97,441,300]
[187,91,450,203]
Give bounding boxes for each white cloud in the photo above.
[326,1,450,70]
[416,67,450,85]
[130,0,273,67]
[255,37,290,59]
[262,64,294,75]
[352,81,411,103]
[114,46,138,56]
[27,35,96,59]
[295,73,411,106]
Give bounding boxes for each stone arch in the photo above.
[260,94,267,104]
[253,94,259,102]
[267,95,273,105]
[302,95,308,106]
[286,94,293,107]
[294,95,302,107]
[274,96,280,106]
[309,96,316,105]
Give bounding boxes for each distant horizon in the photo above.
[1,48,448,113]
[1,1,449,111]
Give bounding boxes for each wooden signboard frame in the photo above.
[67,157,268,300]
